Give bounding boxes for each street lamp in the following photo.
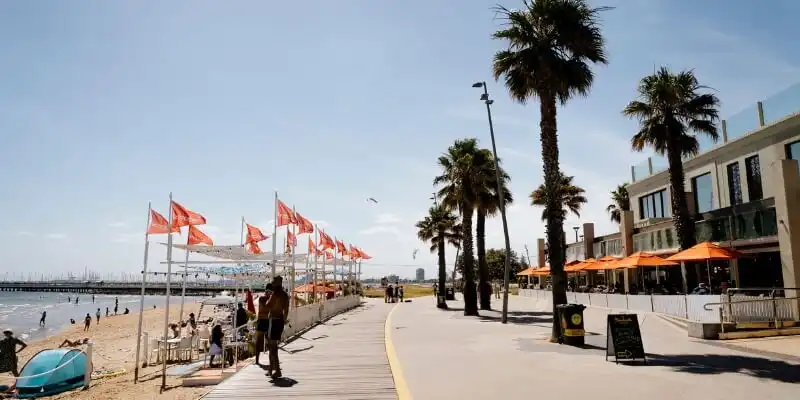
[573,226,580,242]
[472,81,513,324]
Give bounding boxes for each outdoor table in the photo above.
[157,338,182,362]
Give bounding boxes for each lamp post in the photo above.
[472,81,513,324]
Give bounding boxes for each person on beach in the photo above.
[95,308,101,325]
[114,297,119,315]
[92,295,95,303]
[114,305,118,315]
[39,311,46,327]
[0,330,26,377]
[105,307,109,317]
[83,313,91,331]
[75,297,79,305]
[188,313,197,330]
[59,338,90,348]
[254,283,274,366]
[124,308,129,314]
[208,325,224,367]
[263,276,289,378]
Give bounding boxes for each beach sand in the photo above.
[0,301,211,400]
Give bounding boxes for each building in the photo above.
[536,83,800,316]
[415,268,425,282]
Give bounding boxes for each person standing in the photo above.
[83,313,91,331]
[398,286,404,303]
[114,297,119,315]
[263,277,289,378]
[0,330,26,377]
[255,283,274,366]
[95,308,101,325]
[39,311,46,327]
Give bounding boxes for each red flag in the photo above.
[187,225,213,246]
[246,223,269,244]
[335,240,347,255]
[325,250,334,261]
[358,248,372,260]
[295,212,314,234]
[277,200,296,226]
[349,244,360,259]
[171,201,206,229]
[248,242,263,254]
[287,231,297,247]
[147,210,179,234]
[307,238,316,254]
[319,231,335,250]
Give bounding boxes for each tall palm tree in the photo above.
[434,138,494,316]
[475,151,513,310]
[416,205,461,309]
[492,0,609,340]
[530,173,588,221]
[623,67,720,284]
[606,184,630,223]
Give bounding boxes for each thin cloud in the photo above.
[13,231,34,237]
[374,213,402,225]
[45,233,67,240]
[359,226,403,238]
[107,222,128,228]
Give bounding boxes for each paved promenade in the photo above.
[204,299,396,400]
[388,295,800,400]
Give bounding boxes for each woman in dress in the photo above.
[208,325,224,367]
[0,330,27,376]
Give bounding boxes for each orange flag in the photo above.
[277,200,296,226]
[146,210,180,234]
[248,242,263,254]
[246,223,269,244]
[335,240,347,255]
[358,248,372,260]
[319,231,335,250]
[171,201,207,229]
[307,238,316,254]
[187,225,213,246]
[295,212,314,234]
[325,251,334,261]
[349,245,361,259]
[287,231,297,247]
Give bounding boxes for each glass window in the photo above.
[691,173,714,213]
[727,162,743,206]
[787,140,800,160]
[638,189,668,219]
[745,155,763,201]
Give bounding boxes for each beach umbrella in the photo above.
[616,252,678,268]
[582,256,621,271]
[666,242,741,286]
[565,258,596,273]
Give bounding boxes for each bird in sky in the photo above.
[412,249,419,260]
[366,197,378,204]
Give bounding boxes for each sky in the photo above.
[1,0,799,281]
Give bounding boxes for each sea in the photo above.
[0,292,200,342]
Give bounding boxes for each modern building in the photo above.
[536,83,800,315]
[415,268,425,282]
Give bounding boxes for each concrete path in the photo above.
[388,295,800,400]
[204,299,397,400]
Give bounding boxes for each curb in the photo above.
[384,303,412,400]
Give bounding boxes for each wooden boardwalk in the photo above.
[202,300,397,400]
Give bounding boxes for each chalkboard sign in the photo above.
[606,314,646,363]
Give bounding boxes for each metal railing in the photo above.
[703,288,800,331]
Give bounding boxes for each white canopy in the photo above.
[166,243,324,264]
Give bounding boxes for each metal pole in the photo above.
[480,82,513,324]
[160,193,175,390]
[134,202,151,384]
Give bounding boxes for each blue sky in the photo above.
[1,0,798,281]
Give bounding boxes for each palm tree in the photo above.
[492,0,609,340]
[416,205,461,309]
[606,184,630,223]
[475,151,513,310]
[623,67,720,284]
[434,138,494,316]
[530,173,588,221]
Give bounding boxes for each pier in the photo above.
[0,281,238,296]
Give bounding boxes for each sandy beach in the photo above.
[0,301,211,400]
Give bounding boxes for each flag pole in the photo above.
[321,242,327,302]
[134,202,151,384]
[290,206,297,308]
[358,258,362,296]
[178,232,190,325]
[271,192,278,277]
[334,237,339,297]
[160,193,175,390]
[238,216,245,299]
[313,226,319,303]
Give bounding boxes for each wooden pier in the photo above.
[0,281,238,295]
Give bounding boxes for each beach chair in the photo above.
[177,337,192,361]
[148,338,162,365]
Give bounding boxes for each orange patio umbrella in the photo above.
[616,252,678,268]
[516,267,536,276]
[666,242,741,286]
[582,255,621,271]
[566,258,596,273]
[530,266,551,276]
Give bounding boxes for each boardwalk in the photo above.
[203,299,397,400]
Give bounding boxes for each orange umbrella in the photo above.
[582,256,621,271]
[616,252,678,268]
[530,266,551,276]
[516,267,537,276]
[566,258,596,272]
[665,242,741,262]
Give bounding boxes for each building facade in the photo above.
[415,268,425,282]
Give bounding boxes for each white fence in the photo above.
[519,289,720,323]
[283,295,361,339]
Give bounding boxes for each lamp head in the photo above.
[480,93,489,101]
[472,82,484,88]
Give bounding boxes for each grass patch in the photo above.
[364,284,434,298]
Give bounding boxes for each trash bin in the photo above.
[445,287,455,301]
[556,304,586,346]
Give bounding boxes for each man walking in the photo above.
[255,283,274,367]
[263,276,289,378]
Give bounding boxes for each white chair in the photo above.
[198,328,210,352]
[189,335,200,360]
[177,337,192,361]
[148,338,162,365]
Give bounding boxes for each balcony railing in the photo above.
[631,83,800,182]
[695,198,778,242]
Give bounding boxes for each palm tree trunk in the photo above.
[437,238,448,309]
[461,201,479,316]
[666,141,701,286]
[476,207,491,310]
[540,93,567,341]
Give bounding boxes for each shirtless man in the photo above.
[263,277,289,378]
[255,283,274,367]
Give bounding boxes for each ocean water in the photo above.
[0,292,200,342]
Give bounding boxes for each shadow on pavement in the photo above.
[478,310,553,325]
[270,377,299,387]
[641,354,800,384]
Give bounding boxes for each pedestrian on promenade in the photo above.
[263,276,289,378]
[385,285,392,303]
[255,283,274,366]
[398,286,404,302]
